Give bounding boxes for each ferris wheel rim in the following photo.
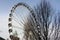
[8,2,38,40]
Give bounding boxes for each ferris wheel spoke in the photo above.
[13,14,26,24]
[12,25,24,31]
[12,15,30,27]
[12,25,30,35]
[12,16,25,26]
[14,9,26,20]
[14,9,29,23]
[13,19,23,27]
[27,15,35,28]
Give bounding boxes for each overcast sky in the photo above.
[0,0,60,39]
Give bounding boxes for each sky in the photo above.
[0,0,60,39]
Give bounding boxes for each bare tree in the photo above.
[22,0,60,40]
[53,12,60,40]
[48,12,60,40]
[34,0,52,40]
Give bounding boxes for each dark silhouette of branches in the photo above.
[34,0,52,40]
[48,12,60,40]
[53,12,60,40]
[23,0,60,40]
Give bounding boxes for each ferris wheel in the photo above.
[8,2,38,40]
